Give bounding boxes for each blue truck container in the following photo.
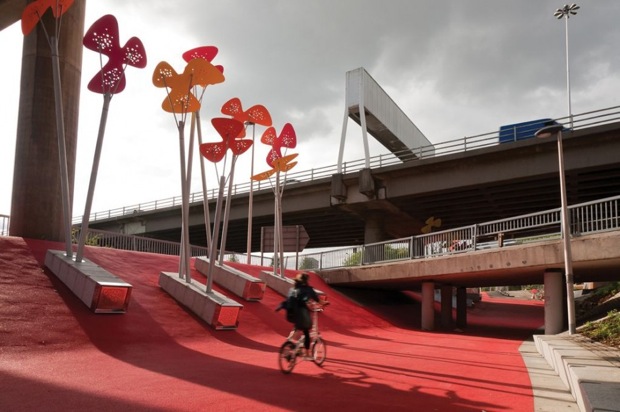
[499,118,560,143]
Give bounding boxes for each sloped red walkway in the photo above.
[0,237,544,411]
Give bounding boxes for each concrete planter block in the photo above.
[258,270,296,296]
[158,271,243,330]
[258,270,327,298]
[45,250,133,313]
[194,257,265,301]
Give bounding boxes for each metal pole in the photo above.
[557,130,576,334]
[195,110,212,251]
[206,176,226,293]
[272,180,279,277]
[76,92,112,262]
[219,157,236,264]
[178,121,192,283]
[50,36,73,258]
[246,123,256,264]
[178,111,198,279]
[555,4,579,129]
[564,15,573,129]
[278,185,285,276]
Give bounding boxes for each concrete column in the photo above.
[363,212,385,244]
[544,269,564,335]
[421,282,435,331]
[440,285,453,329]
[362,212,386,264]
[10,1,85,241]
[456,287,467,329]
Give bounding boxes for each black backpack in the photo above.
[284,289,301,323]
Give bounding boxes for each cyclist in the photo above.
[291,272,322,359]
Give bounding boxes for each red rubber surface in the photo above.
[0,237,544,411]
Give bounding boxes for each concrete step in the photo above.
[530,335,620,412]
[520,340,580,411]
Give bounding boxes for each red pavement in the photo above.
[0,237,545,411]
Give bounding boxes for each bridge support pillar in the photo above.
[544,269,564,334]
[440,285,453,329]
[456,287,467,329]
[10,2,85,241]
[363,213,386,244]
[421,282,435,331]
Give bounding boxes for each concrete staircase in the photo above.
[522,334,620,412]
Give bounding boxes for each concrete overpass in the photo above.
[317,230,620,333]
[87,119,620,252]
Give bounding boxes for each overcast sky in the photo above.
[2,0,620,219]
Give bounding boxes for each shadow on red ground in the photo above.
[0,237,544,411]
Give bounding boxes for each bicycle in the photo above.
[278,305,327,374]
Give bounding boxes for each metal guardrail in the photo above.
[71,228,275,267]
[287,195,620,271]
[0,214,9,236]
[73,228,209,257]
[7,195,616,272]
[73,105,620,225]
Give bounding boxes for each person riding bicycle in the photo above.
[292,272,322,359]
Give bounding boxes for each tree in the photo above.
[299,256,319,269]
[343,251,362,267]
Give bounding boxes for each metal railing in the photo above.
[0,214,9,236]
[74,105,620,225]
[286,195,620,271]
[72,228,209,257]
[10,195,616,272]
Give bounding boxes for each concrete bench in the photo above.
[159,271,243,330]
[258,270,325,298]
[45,249,132,313]
[194,257,265,301]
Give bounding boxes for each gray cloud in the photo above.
[2,0,619,215]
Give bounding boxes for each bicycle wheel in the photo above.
[312,337,327,366]
[278,341,297,374]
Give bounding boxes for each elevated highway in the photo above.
[87,119,620,252]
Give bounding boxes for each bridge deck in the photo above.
[319,231,620,289]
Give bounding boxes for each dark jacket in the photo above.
[293,283,319,329]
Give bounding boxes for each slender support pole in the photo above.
[278,182,285,275]
[272,174,280,277]
[76,92,112,262]
[219,157,237,263]
[206,176,226,293]
[557,131,576,334]
[50,36,73,258]
[246,123,256,263]
[178,111,197,278]
[196,111,212,251]
[178,121,192,282]
[564,16,573,129]
[337,94,349,174]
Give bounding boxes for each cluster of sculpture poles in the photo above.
[251,150,299,278]
[21,5,148,264]
[76,15,146,263]
[23,2,298,298]
[152,55,226,294]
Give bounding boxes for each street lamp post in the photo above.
[554,3,579,129]
[535,123,576,335]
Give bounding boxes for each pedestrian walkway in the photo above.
[0,236,614,411]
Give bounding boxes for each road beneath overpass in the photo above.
[317,230,620,333]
